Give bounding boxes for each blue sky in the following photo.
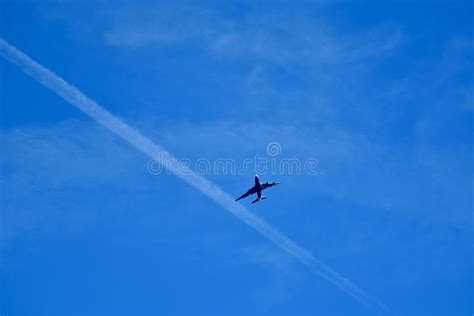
[1,1,473,315]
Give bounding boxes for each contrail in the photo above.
[0,38,392,314]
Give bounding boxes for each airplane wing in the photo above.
[260,181,281,191]
[235,186,257,201]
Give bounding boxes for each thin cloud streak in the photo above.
[0,38,392,314]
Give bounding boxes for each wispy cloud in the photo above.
[103,4,402,66]
[0,121,144,243]
[145,117,472,226]
[103,4,219,47]
[239,243,304,311]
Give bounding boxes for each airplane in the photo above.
[235,175,281,204]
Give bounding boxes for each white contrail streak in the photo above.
[0,38,392,314]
